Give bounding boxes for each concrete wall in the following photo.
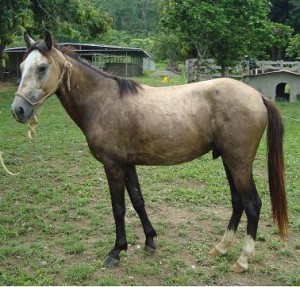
[243,72,300,102]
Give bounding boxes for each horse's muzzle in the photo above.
[11,100,33,123]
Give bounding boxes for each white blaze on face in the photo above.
[17,50,50,102]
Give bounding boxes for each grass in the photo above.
[0,76,299,285]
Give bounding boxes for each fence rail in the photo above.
[185,58,300,82]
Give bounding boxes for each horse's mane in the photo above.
[60,46,142,97]
[24,41,142,97]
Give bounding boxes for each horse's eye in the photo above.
[38,65,47,74]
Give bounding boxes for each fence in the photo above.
[185,59,300,82]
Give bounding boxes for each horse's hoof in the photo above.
[231,262,247,273]
[144,245,156,254]
[209,247,221,257]
[102,255,120,268]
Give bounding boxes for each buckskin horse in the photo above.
[11,31,287,272]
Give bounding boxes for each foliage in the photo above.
[160,0,273,75]
[0,1,32,48]
[97,29,156,55]
[0,1,33,80]
[289,0,300,33]
[0,0,112,80]
[92,0,160,35]
[1,0,300,79]
[26,0,112,42]
[151,32,188,63]
[269,23,294,60]
[286,34,300,60]
[270,0,300,33]
[1,0,112,45]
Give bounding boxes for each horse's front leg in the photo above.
[103,165,127,267]
[125,165,157,252]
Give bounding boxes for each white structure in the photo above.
[243,70,300,102]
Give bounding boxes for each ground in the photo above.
[0,82,299,285]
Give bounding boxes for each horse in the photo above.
[11,31,288,273]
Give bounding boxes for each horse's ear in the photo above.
[24,32,35,49]
[44,30,53,50]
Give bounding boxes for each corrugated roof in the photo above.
[4,42,151,58]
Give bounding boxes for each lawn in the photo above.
[0,78,299,285]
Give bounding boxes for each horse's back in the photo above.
[119,78,267,165]
[87,78,268,166]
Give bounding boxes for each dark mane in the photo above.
[24,41,142,97]
[59,46,142,97]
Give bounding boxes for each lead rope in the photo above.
[0,61,72,176]
[0,115,38,176]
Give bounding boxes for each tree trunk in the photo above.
[221,64,227,77]
[141,0,148,33]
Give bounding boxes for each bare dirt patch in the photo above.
[0,82,15,93]
[126,202,298,285]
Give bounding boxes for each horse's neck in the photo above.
[56,57,116,131]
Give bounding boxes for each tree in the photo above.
[160,0,273,76]
[268,0,300,60]
[270,0,300,33]
[27,0,112,41]
[0,0,33,80]
[0,0,112,80]
[92,0,160,35]
[289,0,300,33]
[286,34,300,60]
[269,23,294,60]
[152,32,187,66]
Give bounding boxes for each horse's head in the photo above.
[11,31,67,123]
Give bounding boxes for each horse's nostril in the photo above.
[17,107,25,119]
[17,107,24,117]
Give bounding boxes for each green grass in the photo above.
[65,263,94,284]
[0,77,299,285]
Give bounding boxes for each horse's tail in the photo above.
[262,97,288,239]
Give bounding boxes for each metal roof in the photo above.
[4,42,151,58]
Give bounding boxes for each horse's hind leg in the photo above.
[209,163,244,256]
[125,165,157,251]
[210,160,262,272]
[232,173,262,273]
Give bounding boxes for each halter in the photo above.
[15,60,72,110]
[0,60,72,176]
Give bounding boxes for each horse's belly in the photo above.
[128,140,213,165]
[129,153,202,165]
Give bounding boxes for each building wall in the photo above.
[5,50,147,78]
[6,53,24,76]
[243,73,300,102]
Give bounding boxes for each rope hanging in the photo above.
[0,60,72,176]
[0,115,38,176]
